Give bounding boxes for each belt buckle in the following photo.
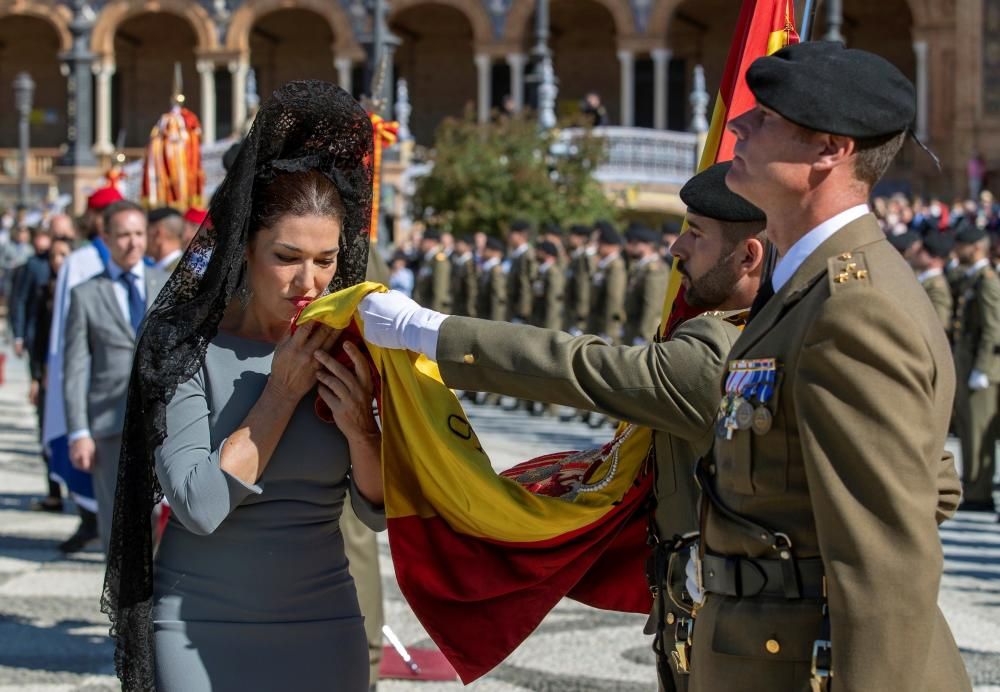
[811,639,832,679]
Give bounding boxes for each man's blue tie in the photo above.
[121,272,145,333]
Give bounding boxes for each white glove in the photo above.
[684,546,704,605]
[968,369,991,391]
[357,290,448,360]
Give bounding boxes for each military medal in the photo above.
[734,398,754,430]
[751,406,773,435]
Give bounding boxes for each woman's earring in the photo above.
[238,265,253,309]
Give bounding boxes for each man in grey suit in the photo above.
[64,201,166,552]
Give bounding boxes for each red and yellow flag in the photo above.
[662,0,798,336]
[301,2,798,684]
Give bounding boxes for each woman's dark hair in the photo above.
[250,170,347,243]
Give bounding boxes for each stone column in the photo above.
[197,60,217,145]
[651,48,671,130]
[94,60,115,154]
[617,49,635,127]
[474,53,492,123]
[914,39,929,142]
[335,57,353,94]
[506,52,527,111]
[229,59,248,135]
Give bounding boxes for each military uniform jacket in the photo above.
[952,261,1000,381]
[588,254,627,343]
[530,262,566,331]
[918,269,953,333]
[414,250,452,313]
[451,254,479,317]
[698,215,968,692]
[476,260,508,322]
[565,250,595,331]
[624,255,670,345]
[507,245,538,322]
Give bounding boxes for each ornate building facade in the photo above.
[0,0,986,207]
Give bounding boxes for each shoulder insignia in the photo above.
[827,251,870,292]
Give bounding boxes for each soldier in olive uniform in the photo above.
[355,162,770,691]
[907,231,955,333]
[541,223,568,269]
[413,228,452,313]
[476,236,508,321]
[694,42,967,692]
[451,235,479,317]
[506,220,538,323]
[531,241,567,331]
[588,222,627,344]
[565,225,596,334]
[952,223,1000,512]
[624,223,670,345]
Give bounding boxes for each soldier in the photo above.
[477,236,508,322]
[451,235,479,317]
[952,223,1000,513]
[661,221,681,263]
[531,240,566,331]
[624,223,670,345]
[564,224,595,335]
[907,231,955,333]
[506,220,537,323]
[355,161,770,691]
[541,223,568,269]
[588,222,627,344]
[413,228,452,313]
[694,41,967,691]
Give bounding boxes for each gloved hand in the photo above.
[684,546,704,605]
[968,369,991,391]
[357,291,448,359]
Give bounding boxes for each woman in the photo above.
[103,82,381,691]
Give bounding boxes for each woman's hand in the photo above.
[268,321,339,403]
[314,342,378,441]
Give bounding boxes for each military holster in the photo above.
[646,531,699,678]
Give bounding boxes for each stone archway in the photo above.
[91,0,217,58]
[0,13,69,147]
[504,0,634,44]
[390,2,478,143]
[0,0,71,51]
[249,8,338,97]
[390,0,495,45]
[226,0,362,60]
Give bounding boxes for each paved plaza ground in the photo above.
[1,342,999,691]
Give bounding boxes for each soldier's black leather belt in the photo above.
[702,553,825,600]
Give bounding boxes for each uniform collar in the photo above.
[966,257,990,277]
[917,266,943,283]
[511,242,530,258]
[597,251,620,269]
[482,256,501,271]
[771,204,870,293]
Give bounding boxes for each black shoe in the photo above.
[958,500,997,513]
[30,498,64,513]
[58,522,99,553]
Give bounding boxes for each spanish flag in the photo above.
[302,1,797,683]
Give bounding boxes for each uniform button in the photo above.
[839,252,852,261]
[463,354,476,364]
[766,639,781,654]
[666,612,676,625]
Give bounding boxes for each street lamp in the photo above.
[59,0,96,168]
[532,0,558,130]
[14,72,35,207]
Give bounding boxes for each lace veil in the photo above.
[101,81,374,690]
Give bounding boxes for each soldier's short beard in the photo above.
[683,247,741,309]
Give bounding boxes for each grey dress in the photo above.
[152,330,384,692]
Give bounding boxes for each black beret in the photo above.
[596,222,622,246]
[661,220,682,235]
[485,236,505,252]
[921,232,954,259]
[537,240,559,257]
[423,228,442,241]
[954,219,986,245]
[887,231,919,252]
[542,222,563,237]
[456,234,474,245]
[624,222,659,244]
[746,42,915,138]
[680,162,766,223]
[510,219,532,232]
[148,207,181,224]
[569,224,592,237]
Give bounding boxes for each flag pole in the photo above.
[800,0,821,41]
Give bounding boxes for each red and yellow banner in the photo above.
[662,0,798,335]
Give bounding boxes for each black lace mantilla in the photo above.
[101,81,374,691]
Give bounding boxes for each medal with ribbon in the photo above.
[719,358,779,439]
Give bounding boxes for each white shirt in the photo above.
[771,205,870,293]
[155,249,183,272]
[597,251,621,270]
[966,257,991,278]
[917,267,943,284]
[511,242,530,259]
[68,260,145,443]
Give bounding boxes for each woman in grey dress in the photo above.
[102,82,382,692]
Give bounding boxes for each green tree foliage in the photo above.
[412,114,618,237]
